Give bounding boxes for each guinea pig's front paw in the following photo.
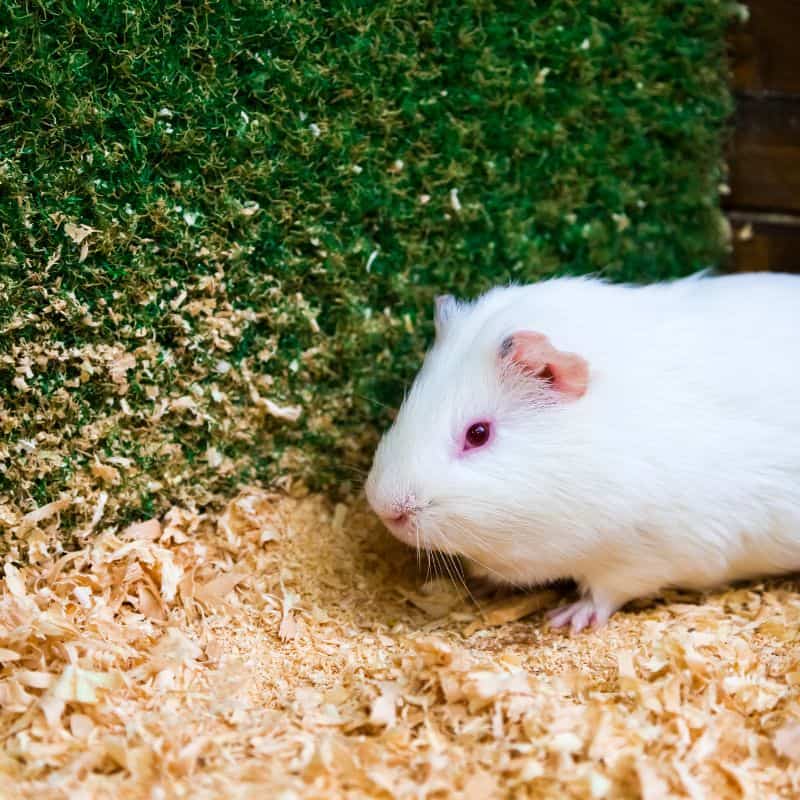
[547,597,615,633]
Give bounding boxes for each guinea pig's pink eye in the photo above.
[464,421,491,450]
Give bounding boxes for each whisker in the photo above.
[354,392,394,412]
[337,462,369,477]
[432,527,490,607]
[425,542,433,584]
[443,549,479,609]
[439,547,457,588]
[437,520,527,592]
[429,549,442,583]
[414,517,422,572]
[424,523,477,609]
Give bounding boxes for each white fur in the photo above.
[365,272,800,625]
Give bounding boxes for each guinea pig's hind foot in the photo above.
[547,596,618,634]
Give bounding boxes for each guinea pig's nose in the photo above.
[385,510,410,527]
[378,495,418,529]
[371,495,421,546]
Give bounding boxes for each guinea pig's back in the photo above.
[660,272,800,417]
[515,273,800,535]
[569,273,800,582]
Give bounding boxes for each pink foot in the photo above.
[547,598,613,633]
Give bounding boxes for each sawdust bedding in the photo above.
[3,486,800,800]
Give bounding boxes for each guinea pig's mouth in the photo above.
[381,514,465,558]
[376,507,431,550]
[381,514,424,548]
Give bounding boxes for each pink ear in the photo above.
[500,331,589,400]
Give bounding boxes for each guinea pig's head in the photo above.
[365,292,590,572]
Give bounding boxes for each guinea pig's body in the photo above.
[366,272,800,631]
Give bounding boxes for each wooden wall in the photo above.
[723,0,800,272]
[725,0,800,272]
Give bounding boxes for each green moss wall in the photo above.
[0,1,734,542]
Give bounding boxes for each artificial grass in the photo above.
[0,0,734,541]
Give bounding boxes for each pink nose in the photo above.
[370,495,419,545]
[374,495,417,530]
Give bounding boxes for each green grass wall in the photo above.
[0,1,735,543]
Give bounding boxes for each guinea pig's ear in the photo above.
[434,294,457,337]
[500,331,589,400]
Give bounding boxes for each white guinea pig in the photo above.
[365,272,800,632]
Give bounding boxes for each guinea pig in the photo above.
[365,272,800,632]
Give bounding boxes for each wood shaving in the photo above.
[3,488,800,798]
[259,396,303,422]
[463,589,562,635]
[63,222,95,245]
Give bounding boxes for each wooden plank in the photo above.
[729,0,800,94]
[725,211,800,274]
[725,94,800,214]
[724,0,800,273]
